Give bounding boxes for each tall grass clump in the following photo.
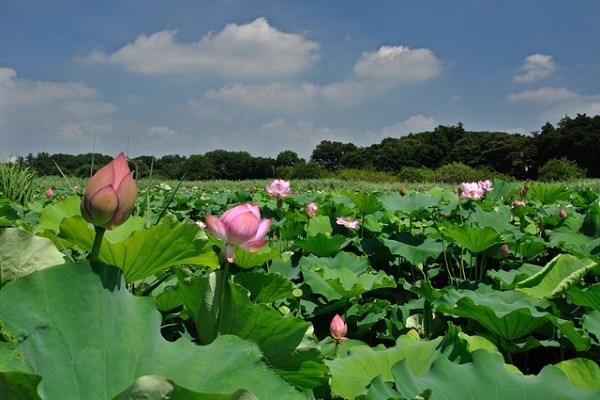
[0,160,37,205]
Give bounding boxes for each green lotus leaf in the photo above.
[59,215,218,281]
[385,349,599,399]
[517,254,598,298]
[0,262,304,399]
[0,228,65,287]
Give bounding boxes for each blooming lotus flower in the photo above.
[45,187,55,199]
[266,179,291,198]
[336,216,360,230]
[330,314,348,343]
[205,203,271,263]
[460,182,485,200]
[306,202,318,217]
[81,152,137,230]
[478,180,493,191]
[511,199,526,208]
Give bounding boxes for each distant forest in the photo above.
[16,114,600,181]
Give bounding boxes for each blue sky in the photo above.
[2,1,599,160]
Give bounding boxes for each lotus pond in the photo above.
[1,176,600,399]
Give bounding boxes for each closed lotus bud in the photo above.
[559,208,568,219]
[81,152,137,230]
[499,243,509,255]
[330,314,348,343]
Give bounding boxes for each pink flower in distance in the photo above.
[460,182,485,200]
[511,199,526,208]
[306,202,318,217]
[205,203,271,263]
[330,314,348,343]
[266,179,291,198]
[80,152,137,230]
[45,187,55,199]
[336,216,360,230]
[478,180,494,191]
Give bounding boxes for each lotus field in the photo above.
[1,154,600,399]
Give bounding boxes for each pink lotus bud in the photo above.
[266,179,291,198]
[499,243,509,255]
[205,203,271,263]
[330,314,348,343]
[559,208,568,219]
[399,185,407,196]
[336,216,360,230]
[45,187,55,199]
[306,202,318,217]
[80,152,137,230]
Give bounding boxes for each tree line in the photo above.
[16,113,600,181]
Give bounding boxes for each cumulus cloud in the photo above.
[507,87,579,103]
[379,115,438,138]
[204,82,319,110]
[353,46,442,83]
[147,125,180,139]
[78,17,320,79]
[0,66,96,107]
[514,54,557,83]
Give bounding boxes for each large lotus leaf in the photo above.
[178,272,328,390]
[113,375,258,400]
[555,358,600,391]
[59,215,218,281]
[569,283,600,311]
[383,233,443,266]
[0,370,42,400]
[343,191,383,215]
[300,252,370,275]
[529,182,571,205]
[321,264,396,298]
[305,215,332,237]
[232,245,280,269]
[382,349,600,399]
[517,254,598,298]
[548,225,600,257]
[581,310,600,344]
[434,288,590,351]
[442,224,502,254]
[35,195,81,234]
[327,335,443,400]
[0,228,65,287]
[233,271,295,303]
[378,192,440,217]
[466,204,518,235]
[0,262,305,399]
[296,233,348,257]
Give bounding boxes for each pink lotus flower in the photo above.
[80,152,137,230]
[460,180,493,200]
[336,216,360,230]
[45,187,55,199]
[266,179,291,198]
[205,203,271,263]
[330,314,348,343]
[511,199,526,208]
[306,202,318,217]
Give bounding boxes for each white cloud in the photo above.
[507,87,579,103]
[353,46,442,83]
[204,82,319,110]
[379,115,438,138]
[79,17,320,79]
[0,66,96,107]
[514,54,557,83]
[63,101,117,116]
[147,126,180,139]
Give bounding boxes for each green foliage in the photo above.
[0,162,37,205]
[398,166,436,182]
[333,168,398,183]
[538,157,587,181]
[432,162,496,183]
